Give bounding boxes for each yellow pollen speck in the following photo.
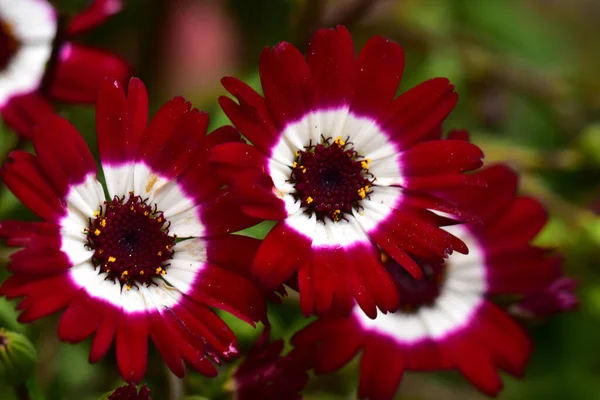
[361,158,371,169]
[98,249,104,254]
[140,270,144,275]
[94,229,101,236]
[295,151,300,157]
[300,166,307,173]
[108,256,116,263]
[121,271,128,277]
[161,270,166,275]
[157,217,163,223]
[145,174,159,193]
[306,196,314,204]
[165,245,170,250]
[333,209,341,221]
[292,161,298,168]
[334,136,345,146]
[156,267,163,274]
[129,206,134,211]
[157,251,162,256]
[100,219,107,227]
[126,285,132,291]
[380,251,389,264]
[93,210,100,217]
[144,211,149,216]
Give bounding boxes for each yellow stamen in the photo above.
[334,136,345,146]
[306,196,314,204]
[144,211,149,216]
[157,251,162,256]
[361,158,371,169]
[140,270,144,275]
[156,267,163,274]
[100,218,107,227]
[126,285,132,291]
[94,229,101,236]
[300,166,307,173]
[93,210,100,217]
[108,256,116,263]
[292,161,298,168]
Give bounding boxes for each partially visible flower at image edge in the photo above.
[0,0,129,138]
[211,25,485,318]
[0,77,267,382]
[292,162,575,399]
[105,383,151,400]
[230,328,310,400]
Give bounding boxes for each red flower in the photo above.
[232,329,309,400]
[292,164,568,399]
[0,0,130,138]
[211,25,484,317]
[0,77,266,382]
[108,383,152,400]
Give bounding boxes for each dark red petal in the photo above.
[208,142,268,182]
[224,170,287,221]
[0,221,60,248]
[350,35,405,118]
[486,197,548,243]
[0,92,55,139]
[200,188,263,236]
[358,335,405,400]
[219,78,279,154]
[308,26,355,107]
[401,140,484,176]
[381,78,457,148]
[89,306,119,363]
[33,115,97,196]
[185,264,266,324]
[8,248,71,275]
[49,43,130,103]
[149,312,185,377]
[204,235,259,276]
[452,337,503,396]
[58,290,100,343]
[67,0,123,35]
[142,108,209,179]
[116,314,149,383]
[96,77,149,164]
[259,43,316,129]
[253,222,312,289]
[0,151,64,221]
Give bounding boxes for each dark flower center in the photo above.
[85,192,175,290]
[290,136,373,222]
[0,20,19,70]
[383,253,446,312]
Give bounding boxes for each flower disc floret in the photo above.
[291,136,373,222]
[86,192,175,290]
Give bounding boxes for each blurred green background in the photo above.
[1,0,599,399]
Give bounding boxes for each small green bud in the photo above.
[0,328,37,384]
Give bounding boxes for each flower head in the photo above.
[106,383,152,400]
[292,164,569,398]
[0,0,130,138]
[212,25,484,317]
[231,329,309,400]
[0,77,266,382]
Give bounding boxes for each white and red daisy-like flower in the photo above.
[0,78,266,382]
[211,25,484,317]
[292,164,568,399]
[0,0,129,138]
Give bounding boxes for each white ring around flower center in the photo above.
[267,108,405,249]
[60,171,208,313]
[0,0,57,105]
[353,225,487,343]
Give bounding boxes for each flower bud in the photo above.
[101,383,152,400]
[0,328,37,384]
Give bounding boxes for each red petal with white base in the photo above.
[48,43,130,104]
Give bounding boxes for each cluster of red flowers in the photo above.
[0,2,577,400]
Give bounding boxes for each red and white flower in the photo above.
[292,164,566,399]
[0,78,266,382]
[0,0,129,138]
[211,25,484,317]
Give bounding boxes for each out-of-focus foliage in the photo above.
[0,0,599,399]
